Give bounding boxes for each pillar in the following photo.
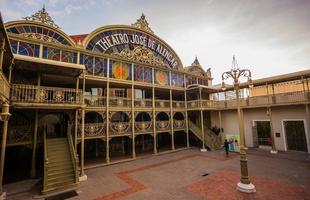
[0,38,5,71]
[80,109,85,176]
[219,110,223,141]
[131,65,136,158]
[30,110,38,178]
[0,101,10,197]
[184,90,189,148]
[152,86,157,154]
[170,89,175,150]
[106,82,110,163]
[305,105,310,154]
[267,107,277,154]
[199,87,206,151]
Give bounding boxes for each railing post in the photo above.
[184,89,190,148]
[131,63,136,158]
[0,38,5,72]
[152,86,157,154]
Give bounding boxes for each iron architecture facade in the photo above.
[0,8,310,195]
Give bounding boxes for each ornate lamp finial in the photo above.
[132,14,153,33]
[24,6,60,29]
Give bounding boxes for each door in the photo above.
[284,120,308,152]
[256,121,271,146]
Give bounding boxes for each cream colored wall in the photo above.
[210,105,310,152]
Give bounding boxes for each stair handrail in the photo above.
[67,123,79,183]
[43,126,48,192]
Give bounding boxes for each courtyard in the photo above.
[4,148,310,200]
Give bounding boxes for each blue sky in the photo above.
[1,0,309,83]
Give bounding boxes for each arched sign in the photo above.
[85,27,183,69]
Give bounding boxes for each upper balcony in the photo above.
[10,84,83,108]
[187,90,310,110]
[0,72,10,100]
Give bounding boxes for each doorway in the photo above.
[284,120,308,152]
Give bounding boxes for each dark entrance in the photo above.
[256,121,271,146]
[284,121,308,152]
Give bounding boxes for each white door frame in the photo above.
[281,119,309,153]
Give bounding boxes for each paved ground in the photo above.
[5,148,310,200]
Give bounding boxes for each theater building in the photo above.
[0,8,309,195]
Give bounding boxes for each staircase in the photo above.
[188,120,222,150]
[43,130,79,194]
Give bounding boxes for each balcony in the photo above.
[187,91,310,110]
[0,72,10,100]
[11,84,83,107]
[78,123,106,139]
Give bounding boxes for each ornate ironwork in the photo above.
[131,14,153,33]
[173,120,185,129]
[110,122,131,135]
[24,6,60,29]
[112,46,169,68]
[135,121,152,132]
[156,120,170,131]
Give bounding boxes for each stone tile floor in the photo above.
[5,148,310,200]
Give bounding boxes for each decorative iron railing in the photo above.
[135,121,152,133]
[155,100,170,108]
[109,97,131,108]
[156,120,170,131]
[67,124,79,184]
[0,71,10,99]
[172,101,185,109]
[134,99,153,108]
[173,120,185,129]
[84,95,106,107]
[11,84,83,104]
[110,122,131,135]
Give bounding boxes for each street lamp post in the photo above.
[221,56,256,193]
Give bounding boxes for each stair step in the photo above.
[42,183,78,195]
[47,174,75,182]
[46,178,75,189]
[47,165,73,174]
[48,169,74,178]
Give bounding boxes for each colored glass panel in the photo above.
[134,65,144,82]
[155,70,169,86]
[83,55,94,75]
[10,40,18,54]
[144,67,152,83]
[61,50,77,63]
[43,47,61,61]
[6,25,72,46]
[111,61,131,80]
[94,57,107,76]
[18,42,39,57]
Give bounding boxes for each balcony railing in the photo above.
[134,99,153,108]
[156,120,170,131]
[155,100,170,108]
[172,101,185,109]
[84,95,106,107]
[109,97,131,108]
[135,121,152,133]
[11,84,83,104]
[173,120,185,129]
[0,72,10,99]
[187,91,310,110]
[110,122,131,136]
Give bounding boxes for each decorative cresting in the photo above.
[6,7,75,46]
[112,45,167,67]
[131,14,153,33]
[24,6,60,29]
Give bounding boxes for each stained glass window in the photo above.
[94,57,107,77]
[43,47,61,61]
[109,60,132,80]
[82,55,94,75]
[134,65,152,83]
[61,50,77,63]
[186,76,197,86]
[10,40,18,54]
[171,73,184,88]
[198,78,208,86]
[155,70,169,86]
[7,25,72,46]
[18,42,40,57]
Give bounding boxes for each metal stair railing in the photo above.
[43,127,49,193]
[67,123,79,184]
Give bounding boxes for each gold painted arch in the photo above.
[83,25,183,69]
[5,20,76,46]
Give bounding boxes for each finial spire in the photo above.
[132,14,153,33]
[192,56,201,67]
[24,6,60,29]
